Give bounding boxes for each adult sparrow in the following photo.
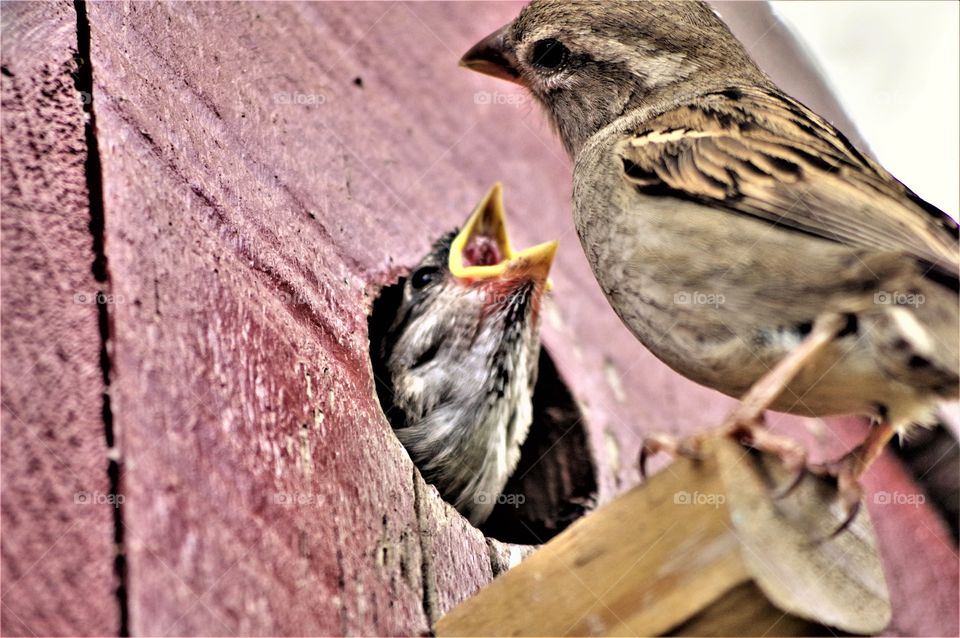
[461,0,959,528]
[378,184,558,525]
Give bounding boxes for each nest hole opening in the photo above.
[368,276,597,544]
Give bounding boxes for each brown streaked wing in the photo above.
[617,87,959,276]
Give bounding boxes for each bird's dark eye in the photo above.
[530,38,569,70]
[411,266,439,290]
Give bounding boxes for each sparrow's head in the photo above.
[382,183,558,524]
[460,0,764,156]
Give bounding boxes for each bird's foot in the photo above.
[719,412,809,497]
[638,432,706,478]
[803,452,866,539]
[639,411,808,490]
[710,411,867,538]
[640,413,810,501]
[788,423,895,538]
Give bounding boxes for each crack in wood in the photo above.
[412,465,438,628]
[334,547,348,636]
[72,1,129,634]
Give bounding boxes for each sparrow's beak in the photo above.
[449,183,555,290]
[506,239,558,290]
[459,24,524,86]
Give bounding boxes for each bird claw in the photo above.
[723,417,864,538]
[640,415,809,498]
[771,465,808,500]
[805,455,866,540]
[638,432,704,479]
[721,416,809,494]
[641,418,869,540]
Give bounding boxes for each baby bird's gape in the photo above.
[379,184,558,525]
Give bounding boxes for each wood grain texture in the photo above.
[0,2,118,635]
[82,1,960,634]
[414,474,492,625]
[666,582,827,637]
[438,444,752,637]
[86,2,515,634]
[435,438,890,637]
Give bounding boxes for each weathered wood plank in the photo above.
[414,475,493,624]
[0,1,118,635]
[435,438,891,637]
[85,2,514,634]
[665,582,825,637]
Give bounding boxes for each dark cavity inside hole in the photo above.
[368,276,597,544]
[463,235,502,267]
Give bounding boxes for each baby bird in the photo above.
[379,184,557,525]
[462,0,959,527]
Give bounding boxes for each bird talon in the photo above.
[722,411,767,434]
[721,418,810,497]
[827,499,863,540]
[639,434,675,479]
[675,439,705,462]
[804,454,866,540]
[772,465,808,499]
[638,433,703,479]
[638,445,652,480]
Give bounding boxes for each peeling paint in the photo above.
[605,429,622,475]
[604,356,626,403]
[299,425,313,478]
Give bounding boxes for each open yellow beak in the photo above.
[506,239,558,290]
[448,183,556,290]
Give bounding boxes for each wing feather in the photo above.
[617,87,959,277]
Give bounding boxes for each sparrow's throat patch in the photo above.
[463,235,504,268]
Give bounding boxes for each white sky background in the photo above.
[772,1,959,218]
